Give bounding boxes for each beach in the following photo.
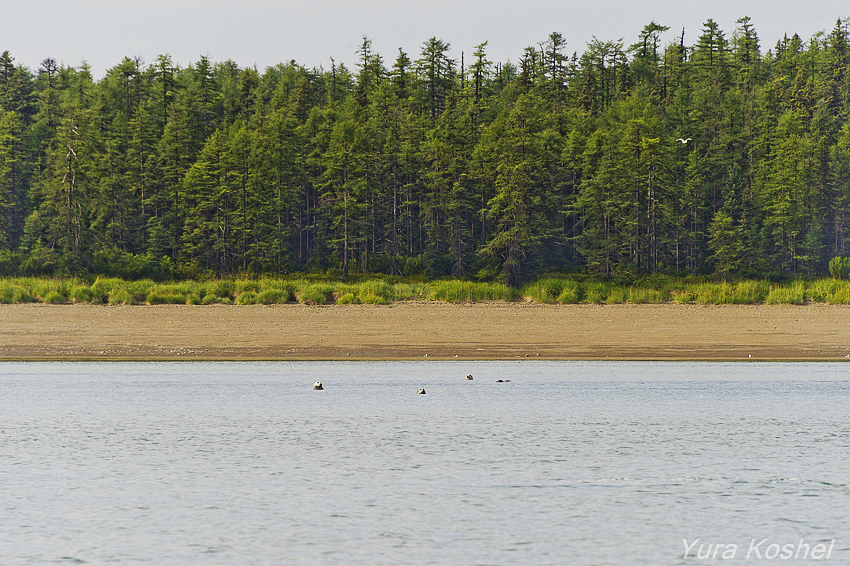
[1,302,848,361]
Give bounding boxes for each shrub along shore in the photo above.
[3,275,850,306]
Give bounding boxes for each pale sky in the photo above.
[3,0,849,78]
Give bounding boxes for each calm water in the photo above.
[2,361,849,565]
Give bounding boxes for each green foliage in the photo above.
[828,257,850,280]
[296,283,336,305]
[145,292,187,305]
[583,283,606,304]
[733,281,770,304]
[0,280,34,303]
[518,278,583,304]
[606,287,630,304]
[257,289,290,304]
[672,289,695,304]
[675,280,769,304]
[235,291,259,305]
[628,287,667,304]
[236,280,261,294]
[126,280,156,299]
[89,277,122,303]
[90,249,177,280]
[557,282,581,304]
[356,280,392,303]
[212,280,235,298]
[520,278,567,303]
[389,282,428,300]
[359,292,388,305]
[693,283,729,304]
[108,289,134,305]
[765,283,806,305]
[3,21,850,283]
[823,281,850,304]
[0,251,20,276]
[428,280,515,302]
[69,285,94,303]
[336,292,356,304]
[4,274,850,306]
[42,290,64,303]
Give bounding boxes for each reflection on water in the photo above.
[2,361,848,565]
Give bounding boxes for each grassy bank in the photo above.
[0,276,513,306]
[4,275,850,306]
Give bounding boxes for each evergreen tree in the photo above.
[2,24,850,280]
[0,110,23,248]
[415,37,455,119]
[479,94,553,284]
[24,65,99,272]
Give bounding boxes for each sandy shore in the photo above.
[1,302,849,361]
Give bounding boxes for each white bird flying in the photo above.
[676,137,692,144]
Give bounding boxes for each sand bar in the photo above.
[2,302,849,361]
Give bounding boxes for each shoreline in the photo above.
[3,302,849,362]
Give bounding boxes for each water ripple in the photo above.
[1,360,848,565]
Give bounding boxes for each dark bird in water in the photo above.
[417,388,426,394]
[466,374,474,380]
[676,137,692,144]
[313,381,324,390]
[496,379,512,383]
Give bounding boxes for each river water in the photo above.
[2,361,848,565]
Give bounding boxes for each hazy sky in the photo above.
[3,0,849,78]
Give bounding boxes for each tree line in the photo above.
[2,18,850,284]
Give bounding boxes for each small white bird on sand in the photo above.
[676,137,692,144]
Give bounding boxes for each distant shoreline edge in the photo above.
[2,302,849,362]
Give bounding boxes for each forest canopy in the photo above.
[3,18,850,285]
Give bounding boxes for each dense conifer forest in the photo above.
[3,18,850,284]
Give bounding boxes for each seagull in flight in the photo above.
[676,137,692,144]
